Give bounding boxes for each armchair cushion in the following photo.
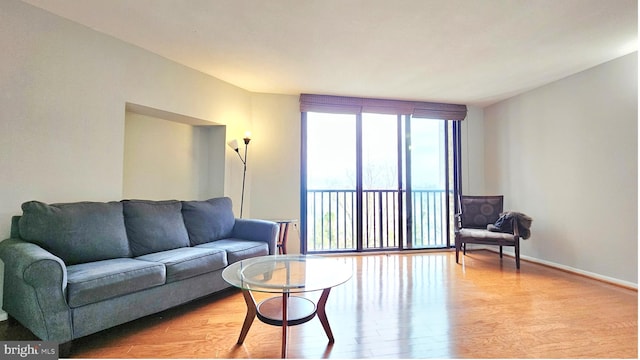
[460,196,503,228]
[457,228,517,242]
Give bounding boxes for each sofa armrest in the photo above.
[0,238,68,287]
[0,238,72,342]
[231,219,279,255]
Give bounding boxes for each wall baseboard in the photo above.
[481,247,638,290]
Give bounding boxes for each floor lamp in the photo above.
[227,134,251,218]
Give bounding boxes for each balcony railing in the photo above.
[306,189,452,252]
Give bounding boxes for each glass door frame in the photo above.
[301,112,461,254]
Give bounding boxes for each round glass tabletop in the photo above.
[222,255,352,294]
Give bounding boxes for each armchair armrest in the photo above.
[453,213,462,232]
[231,219,279,255]
[0,238,72,342]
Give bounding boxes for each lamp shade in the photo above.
[227,139,239,151]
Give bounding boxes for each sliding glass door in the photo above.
[361,113,401,250]
[305,112,357,251]
[405,118,455,249]
[302,111,459,253]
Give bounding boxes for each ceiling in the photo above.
[21,0,638,107]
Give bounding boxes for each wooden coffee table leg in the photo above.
[316,288,334,343]
[238,290,257,344]
[281,292,289,358]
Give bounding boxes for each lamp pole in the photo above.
[228,134,251,218]
[240,136,250,218]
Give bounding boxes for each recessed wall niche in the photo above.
[123,103,225,200]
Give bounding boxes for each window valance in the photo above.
[299,94,467,120]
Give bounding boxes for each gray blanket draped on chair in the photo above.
[488,211,533,239]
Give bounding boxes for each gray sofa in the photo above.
[0,197,278,353]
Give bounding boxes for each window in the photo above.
[300,95,466,253]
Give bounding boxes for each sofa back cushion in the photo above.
[19,201,131,265]
[182,197,235,246]
[123,200,190,256]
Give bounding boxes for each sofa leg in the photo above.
[6,314,19,326]
[59,341,73,358]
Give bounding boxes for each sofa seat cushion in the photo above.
[196,239,269,264]
[67,258,165,308]
[123,200,190,256]
[18,201,131,265]
[182,197,235,246]
[135,247,227,283]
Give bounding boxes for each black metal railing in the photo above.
[306,189,452,252]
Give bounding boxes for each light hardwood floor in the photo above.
[1,250,637,358]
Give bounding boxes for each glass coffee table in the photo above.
[222,255,352,358]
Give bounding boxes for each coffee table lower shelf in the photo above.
[236,288,335,358]
[257,296,317,326]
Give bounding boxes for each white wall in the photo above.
[0,1,254,230]
[249,93,303,253]
[460,106,486,195]
[0,0,254,319]
[483,52,638,285]
[123,112,226,200]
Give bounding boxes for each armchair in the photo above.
[454,195,521,269]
